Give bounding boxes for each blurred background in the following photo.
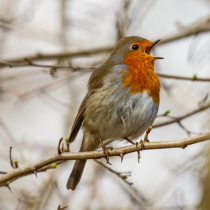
[0,0,210,209]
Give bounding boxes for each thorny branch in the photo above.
[0,132,210,188]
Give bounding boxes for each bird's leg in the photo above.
[144,126,152,142]
[124,137,135,145]
[124,137,140,163]
[98,135,112,165]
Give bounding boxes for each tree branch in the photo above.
[0,15,209,68]
[2,47,113,64]
[94,160,132,185]
[153,101,210,128]
[1,16,209,65]
[0,132,210,187]
[1,60,210,82]
[160,16,210,45]
[156,73,210,82]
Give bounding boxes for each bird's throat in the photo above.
[120,61,160,104]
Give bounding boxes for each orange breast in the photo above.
[121,54,160,104]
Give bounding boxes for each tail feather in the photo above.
[66,160,87,190]
[67,132,99,190]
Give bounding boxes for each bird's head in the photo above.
[110,36,163,69]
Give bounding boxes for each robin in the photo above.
[66,36,163,190]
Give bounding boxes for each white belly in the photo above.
[84,86,158,141]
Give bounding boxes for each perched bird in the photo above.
[66,36,163,190]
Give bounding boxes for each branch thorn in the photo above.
[6,184,12,193]
[137,150,141,163]
[135,142,138,148]
[181,145,187,149]
[140,140,145,150]
[57,204,68,210]
[120,152,124,163]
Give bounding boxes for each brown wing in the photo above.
[69,58,114,143]
[68,90,93,143]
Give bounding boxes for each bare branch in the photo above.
[0,172,7,174]
[0,132,210,187]
[156,73,210,82]
[153,101,210,128]
[0,60,96,72]
[58,138,63,155]
[1,59,210,83]
[9,147,15,169]
[94,159,132,185]
[1,15,209,69]
[2,47,113,64]
[57,204,68,210]
[17,73,78,100]
[160,16,210,45]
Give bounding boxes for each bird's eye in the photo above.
[132,44,139,50]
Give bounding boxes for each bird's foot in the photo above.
[144,126,152,142]
[99,135,112,165]
[124,137,135,145]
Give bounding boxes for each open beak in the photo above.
[145,39,164,59]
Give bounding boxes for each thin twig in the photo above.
[58,138,63,155]
[2,47,113,64]
[177,121,201,136]
[1,60,210,82]
[159,16,210,45]
[0,160,65,187]
[17,73,78,100]
[0,132,210,187]
[57,204,68,210]
[9,147,15,169]
[94,159,132,185]
[0,60,96,72]
[0,172,7,174]
[153,101,210,128]
[1,16,210,66]
[156,73,210,82]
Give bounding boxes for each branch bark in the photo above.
[0,132,210,187]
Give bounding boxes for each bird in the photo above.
[66,36,163,190]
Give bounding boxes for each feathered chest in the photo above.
[120,62,160,104]
[84,66,159,140]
